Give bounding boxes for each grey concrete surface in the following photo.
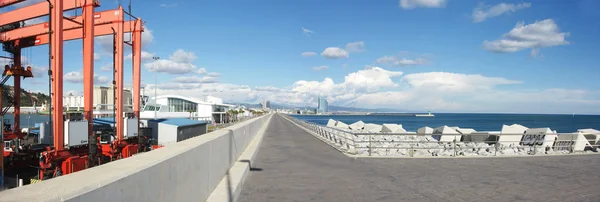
[239,114,600,202]
[0,114,273,202]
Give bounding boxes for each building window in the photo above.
[168,98,197,112]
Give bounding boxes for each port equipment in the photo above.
[1,0,144,180]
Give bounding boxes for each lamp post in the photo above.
[152,56,160,119]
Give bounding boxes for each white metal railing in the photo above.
[283,115,600,157]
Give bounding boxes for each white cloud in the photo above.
[196,68,207,74]
[94,75,111,84]
[321,47,349,59]
[345,41,365,53]
[343,67,404,92]
[170,49,197,63]
[399,0,447,9]
[64,71,111,84]
[94,53,100,61]
[142,66,600,114]
[401,72,521,93]
[472,2,531,23]
[144,49,199,74]
[97,26,154,54]
[172,76,219,83]
[302,27,314,35]
[207,72,221,77]
[31,66,48,78]
[65,71,84,83]
[254,86,281,92]
[312,65,329,71]
[125,51,155,62]
[0,56,28,66]
[100,64,112,72]
[145,60,197,74]
[160,3,177,8]
[376,56,428,66]
[483,19,570,53]
[301,52,317,57]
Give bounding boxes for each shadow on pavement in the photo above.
[239,159,263,171]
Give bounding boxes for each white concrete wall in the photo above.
[0,114,273,202]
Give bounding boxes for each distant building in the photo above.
[63,85,132,111]
[317,97,328,114]
[92,84,132,111]
[260,101,270,109]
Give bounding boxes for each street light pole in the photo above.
[152,56,160,119]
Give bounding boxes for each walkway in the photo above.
[239,114,600,202]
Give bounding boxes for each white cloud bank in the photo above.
[484,19,569,55]
[147,66,600,114]
[472,2,531,23]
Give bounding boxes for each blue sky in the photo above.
[1,0,600,114]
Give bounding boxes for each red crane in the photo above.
[1,0,144,180]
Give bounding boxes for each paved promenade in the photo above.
[239,114,600,202]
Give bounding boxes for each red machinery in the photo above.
[1,0,145,181]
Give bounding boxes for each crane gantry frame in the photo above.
[1,0,144,179]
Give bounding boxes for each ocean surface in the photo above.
[292,113,600,133]
[2,114,53,128]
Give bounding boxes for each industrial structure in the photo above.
[63,85,134,111]
[1,0,146,186]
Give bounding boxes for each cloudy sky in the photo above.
[1,0,600,114]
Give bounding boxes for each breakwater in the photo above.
[292,113,600,133]
[287,116,600,157]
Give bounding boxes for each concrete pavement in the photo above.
[239,114,600,202]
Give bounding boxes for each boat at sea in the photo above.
[415,111,435,117]
[368,111,435,117]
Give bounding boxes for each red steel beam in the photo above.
[0,0,99,27]
[0,0,25,8]
[132,18,142,120]
[51,0,64,152]
[1,9,122,42]
[13,48,21,132]
[82,0,94,144]
[13,21,137,48]
[114,6,124,140]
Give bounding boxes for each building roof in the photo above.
[154,95,213,105]
[159,118,208,127]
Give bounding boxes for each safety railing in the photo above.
[283,115,600,157]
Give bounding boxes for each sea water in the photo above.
[292,113,600,133]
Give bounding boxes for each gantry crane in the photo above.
[1,0,145,180]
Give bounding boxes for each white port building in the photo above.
[140,95,234,124]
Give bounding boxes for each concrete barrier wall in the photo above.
[0,113,273,202]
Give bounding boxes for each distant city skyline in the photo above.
[1,0,599,114]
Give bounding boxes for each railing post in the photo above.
[495,135,499,156]
[352,133,357,155]
[570,133,574,153]
[369,133,372,156]
[453,138,457,157]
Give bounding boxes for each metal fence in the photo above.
[283,115,600,157]
[210,114,265,132]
